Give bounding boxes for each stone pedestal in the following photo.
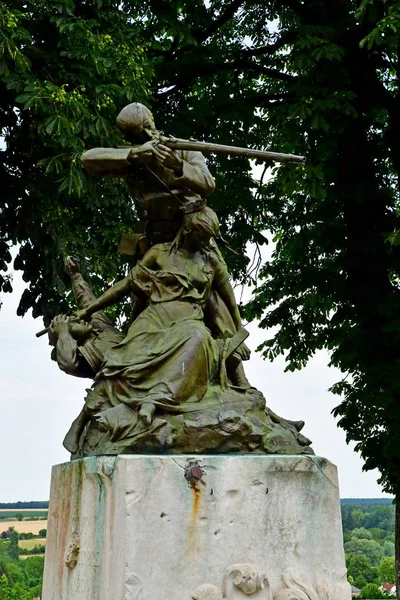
[42,455,351,600]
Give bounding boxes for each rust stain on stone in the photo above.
[187,482,201,555]
[191,482,201,519]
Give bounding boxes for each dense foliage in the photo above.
[2,0,400,576]
[343,503,396,595]
[0,0,152,323]
[0,530,44,599]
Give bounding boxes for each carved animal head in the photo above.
[224,563,270,596]
[191,583,224,600]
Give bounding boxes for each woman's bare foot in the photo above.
[139,402,156,425]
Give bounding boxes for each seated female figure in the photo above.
[64,207,245,452]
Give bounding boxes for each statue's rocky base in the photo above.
[42,455,351,600]
[76,388,313,457]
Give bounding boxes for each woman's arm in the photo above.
[212,257,242,331]
[75,276,131,320]
[216,278,242,331]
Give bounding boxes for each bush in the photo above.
[359,583,388,599]
[354,575,368,590]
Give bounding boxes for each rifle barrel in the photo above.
[161,137,306,165]
[36,327,49,338]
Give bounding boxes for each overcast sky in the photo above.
[0,245,392,503]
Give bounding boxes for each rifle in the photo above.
[120,135,306,165]
[36,139,303,338]
[36,314,76,339]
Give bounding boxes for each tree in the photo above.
[359,583,388,599]
[4,563,25,588]
[7,531,18,563]
[0,0,152,324]
[342,508,365,531]
[352,528,373,540]
[345,538,384,567]
[355,575,368,590]
[384,541,396,558]
[22,556,44,591]
[378,557,396,585]
[0,573,31,600]
[371,529,387,542]
[13,515,22,524]
[347,553,379,584]
[364,507,396,533]
[2,0,400,590]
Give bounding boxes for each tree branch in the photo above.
[155,58,296,96]
[240,31,298,58]
[273,0,309,19]
[215,92,296,110]
[191,0,246,45]
[156,0,247,60]
[243,63,296,81]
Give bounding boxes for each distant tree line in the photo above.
[342,499,394,506]
[0,502,49,509]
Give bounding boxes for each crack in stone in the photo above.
[306,456,338,490]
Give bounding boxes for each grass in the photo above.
[0,520,48,535]
[0,509,48,512]
[0,510,48,520]
[20,554,45,560]
[18,538,46,550]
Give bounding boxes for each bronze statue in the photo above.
[72,208,244,429]
[81,102,251,389]
[47,257,125,452]
[49,257,124,378]
[43,104,312,457]
[81,103,215,252]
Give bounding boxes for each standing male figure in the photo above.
[81,102,216,252]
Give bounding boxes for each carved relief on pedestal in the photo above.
[191,583,224,600]
[125,572,144,600]
[191,563,270,600]
[191,563,351,600]
[274,568,350,600]
[223,564,270,597]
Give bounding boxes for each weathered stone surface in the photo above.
[42,455,351,600]
[75,388,313,457]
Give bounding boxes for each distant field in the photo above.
[18,538,46,550]
[20,553,45,560]
[0,509,48,512]
[0,509,48,520]
[0,520,48,534]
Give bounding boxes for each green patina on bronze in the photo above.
[46,103,313,457]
